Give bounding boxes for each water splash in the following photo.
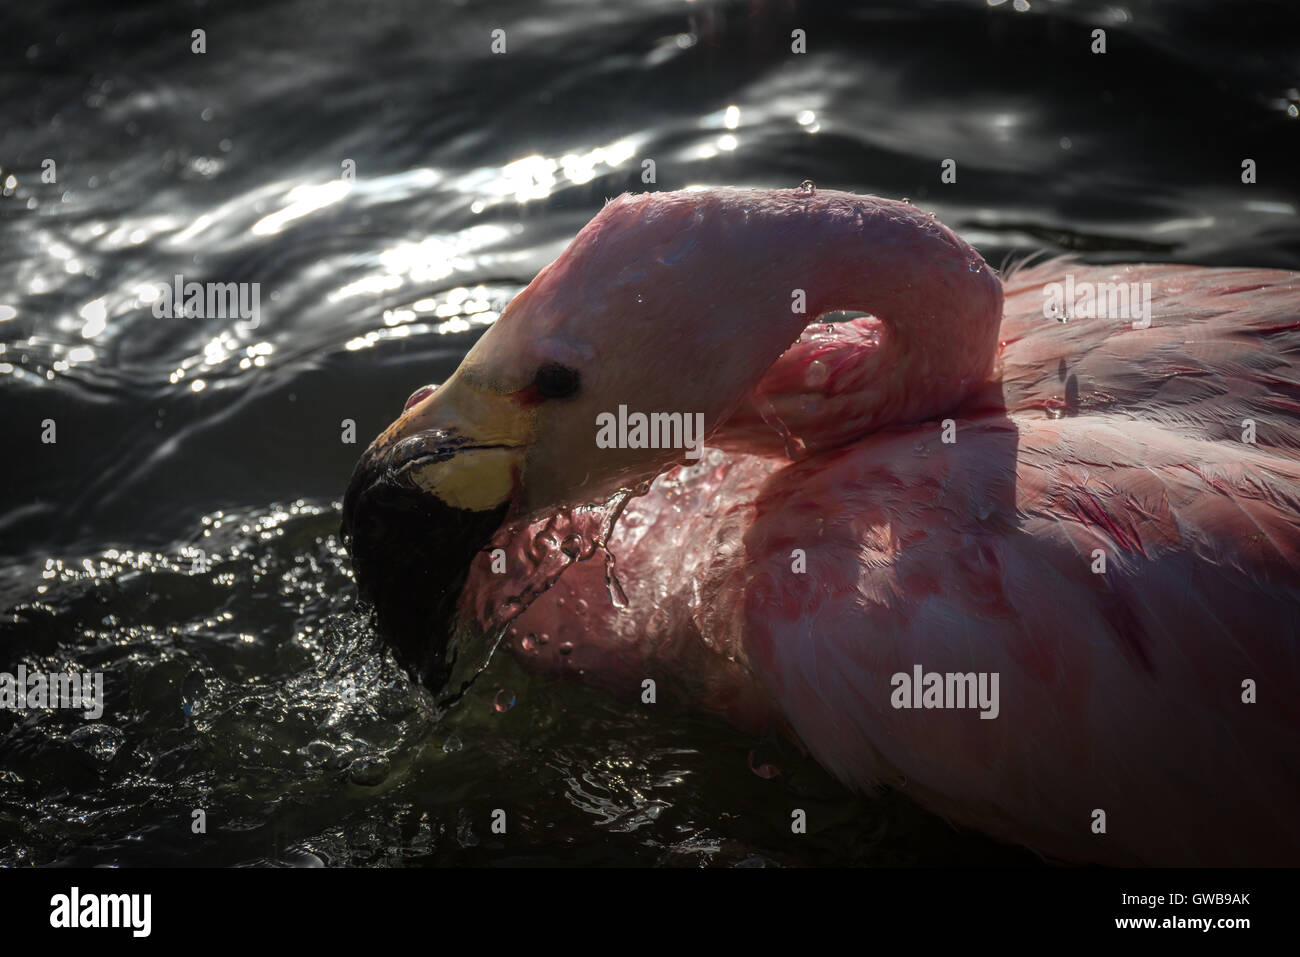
[442,484,649,705]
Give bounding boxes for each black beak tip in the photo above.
[340,445,508,690]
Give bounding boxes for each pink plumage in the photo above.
[355,187,1300,865]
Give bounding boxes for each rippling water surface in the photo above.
[1,0,1297,865]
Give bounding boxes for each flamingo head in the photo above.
[341,187,930,684]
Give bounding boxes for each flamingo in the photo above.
[342,187,1300,865]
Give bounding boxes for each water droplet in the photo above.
[901,196,911,204]
[634,294,645,304]
[795,179,816,195]
[968,261,981,273]
[748,749,781,779]
[493,689,516,713]
[558,642,574,656]
[442,735,464,753]
[574,599,588,616]
[529,529,559,564]
[755,395,807,460]
[560,534,583,559]
[521,633,538,651]
[603,548,629,609]
[181,669,205,716]
[805,359,829,388]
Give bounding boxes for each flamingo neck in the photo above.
[711,191,1005,454]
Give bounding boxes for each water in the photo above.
[2,0,1297,866]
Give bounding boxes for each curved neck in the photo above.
[701,190,1005,454]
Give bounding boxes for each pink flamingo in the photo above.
[343,188,1300,865]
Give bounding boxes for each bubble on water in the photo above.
[748,749,781,779]
[279,849,325,868]
[442,735,464,753]
[347,756,390,787]
[493,689,516,713]
[67,725,125,769]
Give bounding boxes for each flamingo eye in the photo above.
[404,385,436,411]
[534,363,581,400]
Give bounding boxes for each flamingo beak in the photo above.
[340,372,531,687]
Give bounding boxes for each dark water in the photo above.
[1,0,1297,866]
